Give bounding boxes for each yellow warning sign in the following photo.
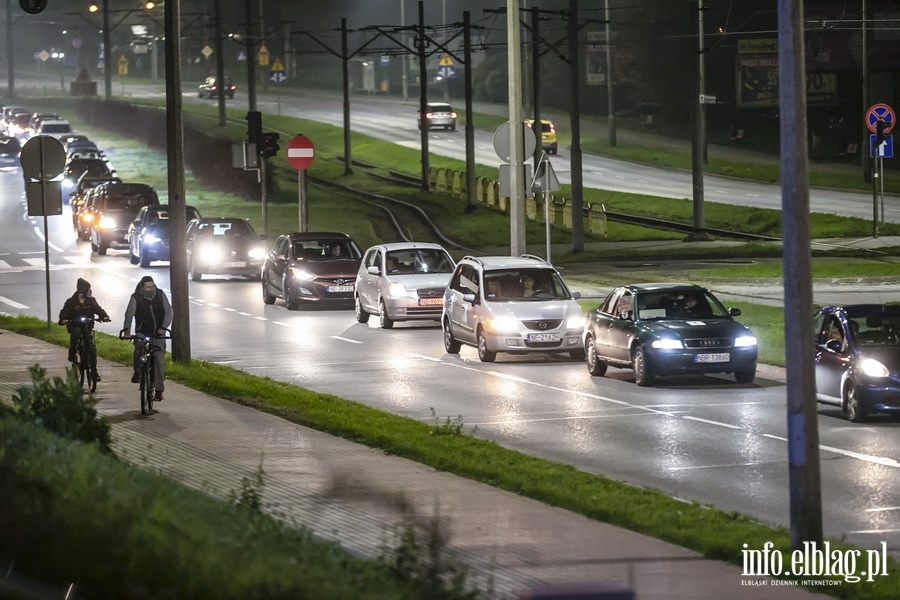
[257,44,270,66]
[439,53,453,66]
[270,58,284,72]
[117,54,128,75]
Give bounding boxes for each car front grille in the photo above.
[524,340,564,349]
[407,306,442,315]
[684,338,733,349]
[417,287,445,299]
[523,319,563,331]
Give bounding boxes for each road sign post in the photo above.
[866,104,895,237]
[287,135,316,232]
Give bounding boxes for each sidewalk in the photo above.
[0,329,829,599]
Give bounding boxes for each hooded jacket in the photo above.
[58,279,109,325]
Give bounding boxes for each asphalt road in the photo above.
[1,169,898,558]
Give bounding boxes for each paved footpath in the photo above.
[0,329,830,599]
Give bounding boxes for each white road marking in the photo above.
[682,416,742,429]
[764,433,899,468]
[746,193,760,197]
[254,316,267,321]
[223,307,237,312]
[238,312,251,316]
[332,336,363,344]
[865,506,900,513]
[272,321,292,327]
[0,296,28,309]
[0,261,11,268]
[32,227,63,253]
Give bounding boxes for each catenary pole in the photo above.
[508,0,526,255]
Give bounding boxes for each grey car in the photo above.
[418,102,457,131]
[354,242,455,329]
[442,255,585,362]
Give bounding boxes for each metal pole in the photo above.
[400,0,408,101]
[605,0,616,146]
[165,0,190,363]
[150,18,158,82]
[419,1,430,191]
[699,0,707,164]
[245,0,256,112]
[102,0,111,100]
[214,0,226,126]
[299,170,308,232]
[260,157,268,238]
[873,147,879,237]
[544,154,551,264]
[442,0,449,102]
[463,11,476,212]
[6,0,14,98]
[342,18,352,175]
[508,0,525,256]
[531,7,542,167]
[778,0,823,551]
[880,155,885,223]
[568,1,583,252]
[689,0,707,239]
[862,0,870,184]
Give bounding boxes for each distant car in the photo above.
[442,255,585,362]
[73,185,104,240]
[88,182,161,255]
[525,119,558,155]
[62,158,114,193]
[418,102,457,131]
[35,119,73,139]
[354,242,456,329]
[185,217,266,281]
[198,76,235,99]
[28,112,60,136]
[128,204,202,267]
[815,304,900,422]
[262,232,362,309]
[0,136,21,170]
[583,283,758,386]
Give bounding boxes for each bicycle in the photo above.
[119,328,171,415]
[66,316,106,393]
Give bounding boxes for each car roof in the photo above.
[375,242,448,252]
[461,255,554,270]
[287,231,353,241]
[620,283,708,294]
[190,217,248,224]
[426,102,452,108]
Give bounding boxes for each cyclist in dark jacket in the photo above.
[58,278,110,367]
[122,275,173,401]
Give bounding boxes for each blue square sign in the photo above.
[870,134,893,158]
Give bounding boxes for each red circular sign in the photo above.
[286,135,315,170]
[866,103,895,134]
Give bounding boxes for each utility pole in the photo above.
[605,0,616,146]
[508,0,526,256]
[530,7,542,167]
[165,0,190,363]
[418,1,430,191]
[688,0,710,241]
[401,0,408,101]
[214,0,226,126]
[245,0,256,111]
[341,18,351,175]
[778,0,823,551]
[567,1,583,252]
[862,0,871,184]
[464,11,476,212]
[102,0,111,100]
[6,0,14,98]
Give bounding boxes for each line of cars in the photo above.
[0,105,77,170]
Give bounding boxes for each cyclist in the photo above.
[58,278,110,375]
[123,276,173,401]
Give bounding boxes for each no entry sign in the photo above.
[286,135,315,170]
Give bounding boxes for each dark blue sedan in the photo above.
[583,283,758,386]
[815,304,900,422]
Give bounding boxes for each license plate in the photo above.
[223,261,246,268]
[327,285,354,293]
[418,298,443,306]
[695,353,730,363]
[527,333,560,342]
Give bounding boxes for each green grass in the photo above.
[695,258,900,280]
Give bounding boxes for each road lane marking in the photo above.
[764,433,899,468]
[332,336,363,344]
[254,316,267,321]
[32,227,63,253]
[223,307,237,312]
[845,528,900,534]
[238,312,251,316]
[0,296,28,309]
[682,416,742,429]
[272,321,292,327]
[865,507,900,513]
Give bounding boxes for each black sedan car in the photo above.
[583,283,758,386]
[185,218,266,281]
[0,136,20,170]
[198,76,235,99]
[815,304,900,422]
[262,232,362,309]
[128,205,202,267]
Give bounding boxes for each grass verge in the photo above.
[2,315,897,599]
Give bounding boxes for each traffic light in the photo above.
[246,111,262,149]
[261,132,280,158]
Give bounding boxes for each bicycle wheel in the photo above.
[76,342,87,388]
[85,343,98,393]
[146,360,156,413]
[139,366,152,415]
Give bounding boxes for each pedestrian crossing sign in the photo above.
[271,58,284,72]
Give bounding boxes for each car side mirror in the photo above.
[367,265,380,275]
[462,293,476,304]
[825,339,843,352]
[729,307,742,317]
[571,291,581,300]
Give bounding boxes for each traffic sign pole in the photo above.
[286,135,316,232]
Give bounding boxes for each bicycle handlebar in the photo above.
[119,328,172,341]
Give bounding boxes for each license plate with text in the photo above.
[418,298,443,306]
[327,285,354,293]
[527,333,560,342]
[695,353,730,363]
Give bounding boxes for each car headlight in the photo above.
[62,179,75,189]
[144,234,161,244]
[484,318,520,334]
[859,358,890,378]
[651,338,684,349]
[291,267,316,281]
[734,335,758,347]
[566,315,586,329]
[199,245,220,262]
[98,216,117,229]
[82,213,95,223]
[248,247,265,259]
[388,281,407,297]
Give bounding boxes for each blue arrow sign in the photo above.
[437,65,455,79]
[870,134,893,158]
[269,70,286,83]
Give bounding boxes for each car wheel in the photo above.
[450,124,456,132]
[139,247,151,268]
[97,243,108,256]
[129,248,139,265]
[378,300,393,329]
[90,241,98,253]
[189,259,202,282]
[477,328,496,363]
[734,369,756,384]
[79,229,90,242]
[354,294,370,323]
[632,346,654,386]
[262,276,276,305]
[284,278,299,310]
[443,318,461,354]
[844,380,868,423]
[586,336,608,376]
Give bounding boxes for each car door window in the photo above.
[614,292,633,319]
[600,289,623,315]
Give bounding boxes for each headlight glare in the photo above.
[485,318,520,334]
[566,315,586,329]
[860,358,890,378]
[291,267,316,281]
[388,281,407,297]
[651,338,683,349]
[734,335,758,347]
[98,216,117,229]
[144,234,161,244]
[248,247,265,259]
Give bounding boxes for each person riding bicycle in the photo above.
[58,278,110,372]
[123,276,173,401]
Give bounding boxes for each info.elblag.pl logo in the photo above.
[742,541,890,585]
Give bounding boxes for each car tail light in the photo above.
[211,86,217,90]
[526,122,534,129]
[450,112,458,118]
[425,112,434,119]
[548,122,556,133]
[229,85,235,90]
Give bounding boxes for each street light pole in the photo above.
[6,0,14,97]
[102,0,111,100]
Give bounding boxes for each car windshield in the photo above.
[385,249,454,274]
[105,193,157,209]
[293,239,361,260]
[634,290,730,320]
[845,308,900,347]
[429,104,452,113]
[41,123,71,133]
[483,269,569,301]
[197,220,255,239]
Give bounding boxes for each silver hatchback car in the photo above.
[418,102,457,131]
[355,242,456,329]
[442,255,585,362]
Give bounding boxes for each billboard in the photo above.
[736,56,837,107]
